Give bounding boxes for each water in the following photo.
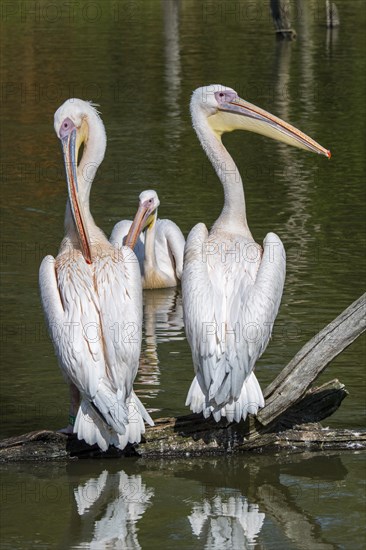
[1,0,365,548]
[1,452,365,548]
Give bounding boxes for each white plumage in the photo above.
[111,189,185,289]
[183,85,330,422]
[39,99,153,450]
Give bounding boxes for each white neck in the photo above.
[77,110,106,203]
[144,215,158,269]
[192,109,252,238]
[64,109,107,244]
[143,215,174,286]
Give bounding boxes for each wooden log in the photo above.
[265,379,348,430]
[0,379,349,461]
[1,295,365,461]
[0,420,365,462]
[0,379,363,461]
[259,293,366,426]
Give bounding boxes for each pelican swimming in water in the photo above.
[183,84,330,423]
[39,99,153,450]
[111,189,185,289]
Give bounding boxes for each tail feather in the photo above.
[125,391,154,444]
[186,372,264,422]
[74,390,154,451]
[92,379,128,434]
[129,391,154,426]
[186,376,206,413]
[74,399,112,451]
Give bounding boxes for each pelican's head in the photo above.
[55,98,90,140]
[54,99,106,264]
[125,190,160,250]
[54,99,106,174]
[191,84,331,158]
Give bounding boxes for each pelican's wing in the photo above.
[182,223,217,380]
[42,253,106,398]
[39,255,66,344]
[239,232,286,358]
[110,219,145,270]
[40,249,149,443]
[183,227,285,406]
[160,219,186,279]
[95,246,154,433]
[95,246,143,396]
[110,219,131,245]
[216,231,285,404]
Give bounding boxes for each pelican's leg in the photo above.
[59,382,80,434]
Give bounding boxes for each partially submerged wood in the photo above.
[0,418,365,461]
[259,293,366,426]
[270,0,297,40]
[326,0,340,28]
[1,294,365,461]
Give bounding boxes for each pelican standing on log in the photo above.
[183,85,330,422]
[39,99,153,450]
[111,189,185,289]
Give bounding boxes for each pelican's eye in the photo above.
[214,90,238,105]
[144,198,154,208]
[60,117,75,139]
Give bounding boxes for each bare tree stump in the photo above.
[270,0,297,39]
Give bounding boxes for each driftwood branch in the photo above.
[1,294,365,461]
[259,292,366,426]
[0,420,365,462]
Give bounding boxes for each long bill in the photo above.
[214,97,331,158]
[61,130,93,264]
[125,202,155,250]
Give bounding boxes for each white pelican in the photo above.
[110,189,185,289]
[183,85,330,423]
[39,99,153,451]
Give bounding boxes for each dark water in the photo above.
[1,1,365,548]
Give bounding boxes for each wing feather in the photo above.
[110,219,145,271]
[183,227,285,409]
[39,255,65,343]
[95,246,142,396]
[241,232,286,358]
[160,219,186,279]
[40,244,146,437]
[40,253,105,397]
[59,254,105,397]
[182,224,218,389]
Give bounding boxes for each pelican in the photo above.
[183,85,330,423]
[39,99,153,451]
[110,189,185,289]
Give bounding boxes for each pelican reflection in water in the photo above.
[74,469,154,549]
[188,493,265,548]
